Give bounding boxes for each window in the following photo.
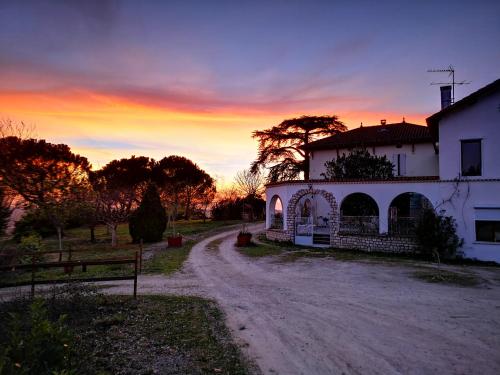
[461,140,481,176]
[475,221,500,242]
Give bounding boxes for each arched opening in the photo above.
[389,192,433,236]
[340,193,379,234]
[293,191,332,245]
[269,195,283,229]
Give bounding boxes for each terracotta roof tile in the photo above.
[304,122,433,151]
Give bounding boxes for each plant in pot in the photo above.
[166,211,182,247]
[237,223,252,247]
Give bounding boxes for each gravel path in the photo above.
[3,225,500,374]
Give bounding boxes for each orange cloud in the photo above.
[0,88,428,180]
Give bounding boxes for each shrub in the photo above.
[322,148,394,179]
[415,209,463,263]
[0,299,75,375]
[129,183,167,243]
[13,209,56,241]
[211,194,265,221]
[16,233,45,264]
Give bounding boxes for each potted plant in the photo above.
[167,212,182,247]
[237,224,252,247]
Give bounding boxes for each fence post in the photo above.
[133,251,138,299]
[30,253,35,299]
[139,239,143,274]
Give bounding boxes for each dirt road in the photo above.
[186,225,500,374]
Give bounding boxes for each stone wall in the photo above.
[266,230,418,253]
[332,234,418,253]
[286,187,338,240]
[266,229,292,242]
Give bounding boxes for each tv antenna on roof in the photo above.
[427,65,470,104]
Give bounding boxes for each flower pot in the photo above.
[237,233,252,247]
[167,236,183,247]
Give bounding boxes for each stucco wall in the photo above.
[438,90,500,180]
[309,142,438,179]
[266,179,500,262]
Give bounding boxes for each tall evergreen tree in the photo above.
[129,183,167,243]
[251,115,346,182]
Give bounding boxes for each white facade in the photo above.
[266,80,500,262]
[438,90,500,180]
[310,143,438,179]
[266,179,500,262]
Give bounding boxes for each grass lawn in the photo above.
[412,268,482,287]
[1,220,243,286]
[0,287,251,374]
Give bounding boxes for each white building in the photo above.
[266,79,500,262]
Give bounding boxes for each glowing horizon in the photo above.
[1,1,498,183]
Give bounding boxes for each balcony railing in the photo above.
[339,216,379,235]
[389,217,419,236]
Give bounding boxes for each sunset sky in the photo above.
[1,0,499,184]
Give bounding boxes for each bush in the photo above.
[322,148,394,179]
[13,207,88,242]
[0,299,75,375]
[211,194,265,221]
[13,209,56,241]
[17,233,45,264]
[129,183,167,243]
[416,209,463,262]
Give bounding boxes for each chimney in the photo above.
[440,85,452,109]
[380,119,387,125]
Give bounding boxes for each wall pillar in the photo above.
[379,203,389,234]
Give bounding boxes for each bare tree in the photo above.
[234,168,266,197]
[0,118,36,139]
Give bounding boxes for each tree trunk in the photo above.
[57,227,63,251]
[303,132,310,181]
[110,224,118,247]
[90,225,96,243]
[184,193,191,220]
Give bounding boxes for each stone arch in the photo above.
[388,192,433,236]
[339,193,379,234]
[286,188,338,240]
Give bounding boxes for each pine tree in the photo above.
[129,183,167,243]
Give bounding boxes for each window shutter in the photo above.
[400,154,407,176]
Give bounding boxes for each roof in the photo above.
[303,122,433,151]
[426,78,500,136]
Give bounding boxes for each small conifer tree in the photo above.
[129,183,167,243]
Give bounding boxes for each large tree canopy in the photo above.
[91,156,152,246]
[152,156,215,220]
[251,115,346,182]
[0,136,91,249]
[0,136,91,205]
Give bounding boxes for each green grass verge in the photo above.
[1,220,244,285]
[237,242,284,258]
[0,290,252,374]
[412,269,482,287]
[142,240,194,276]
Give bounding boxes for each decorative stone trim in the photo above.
[266,229,292,242]
[331,234,418,253]
[286,188,338,245]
